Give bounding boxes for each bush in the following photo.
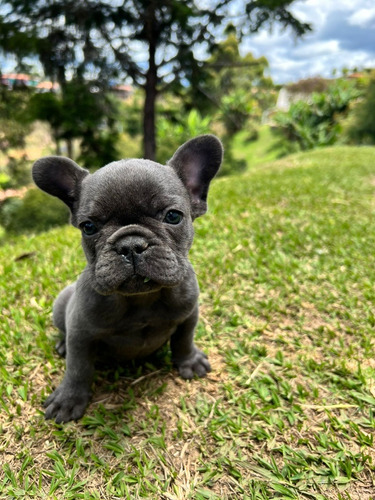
[156,109,212,164]
[347,75,375,144]
[220,90,256,136]
[0,172,11,189]
[1,188,69,234]
[156,109,246,176]
[274,80,361,153]
[5,156,32,188]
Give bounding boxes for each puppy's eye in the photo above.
[81,221,98,235]
[164,210,183,225]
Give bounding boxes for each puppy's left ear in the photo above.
[168,135,223,218]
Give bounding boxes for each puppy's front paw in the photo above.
[44,382,91,423]
[55,339,66,357]
[175,348,211,379]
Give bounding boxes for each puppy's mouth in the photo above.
[117,274,161,295]
[94,260,183,296]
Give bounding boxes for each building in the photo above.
[1,73,59,92]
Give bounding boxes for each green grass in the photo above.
[232,125,286,168]
[1,145,375,499]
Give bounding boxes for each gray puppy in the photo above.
[32,135,223,423]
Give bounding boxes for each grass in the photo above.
[1,145,375,499]
[232,125,286,168]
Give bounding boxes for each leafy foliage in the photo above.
[220,90,257,136]
[0,0,311,159]
[1,189,69,234]
[273,80,362,151]
[0,84,32,153]
[347,72,375,145]
[28,78,120,168]
[156,110,212,164]
[189,28,275,138]
[0,83,34,189]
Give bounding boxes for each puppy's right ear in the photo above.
[32,156,89,211]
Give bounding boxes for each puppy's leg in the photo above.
[44,329,94,423]
[52,284,75,357]
[170,305,211,379]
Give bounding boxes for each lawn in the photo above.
[231,125,286,168]
[1,146,375,499]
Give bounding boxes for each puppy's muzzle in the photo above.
[116,236,149,265]
[94,224,183,293]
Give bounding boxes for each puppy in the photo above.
[32,135,223,423]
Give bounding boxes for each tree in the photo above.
[0,0,311,160]
[28,78,120,167]
[191,27,274,136]
[0,1,124,166]
[0,80,33,187]
[0,84,32,153]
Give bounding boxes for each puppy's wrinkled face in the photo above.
[32,135,223,296]
[76,160,195,295]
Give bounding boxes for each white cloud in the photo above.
[349,8,375,28]
[240,0,375,83]
[293,39,340,58]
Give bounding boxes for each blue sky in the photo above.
[242,0,375,83]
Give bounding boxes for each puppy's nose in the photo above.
[117,236,149,263]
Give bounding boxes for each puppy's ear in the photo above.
[32,156,89,211]
[168,135,223,218]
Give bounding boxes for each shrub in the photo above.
[220,90,256,136]
[347,75,375,145]
[0,172,11,189]
[5,156,32,188]
[156,109,212,165]
[1,188,69,234]
[274,80,361,152]
[156,109,246,176]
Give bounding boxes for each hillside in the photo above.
[1,146,375,499]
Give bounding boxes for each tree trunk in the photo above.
[55,139,61,156]
[53,128,62,155]
[66,138,73,158]
[143,5,157,161]
[143,65,157,160]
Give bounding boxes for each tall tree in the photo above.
[0,83,32,154]
[191,26,275,135]
[0,0,311,160]
[28,77,120,167]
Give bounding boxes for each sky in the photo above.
[241,0,375,84]
[1,0,375,87]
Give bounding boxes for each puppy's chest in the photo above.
[115,296,184,326]
[114,307,176,335]
[102,313,177,360]
[101,305,179,359]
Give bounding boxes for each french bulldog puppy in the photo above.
[32,135,222,423]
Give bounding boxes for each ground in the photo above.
[1,145,375,499]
